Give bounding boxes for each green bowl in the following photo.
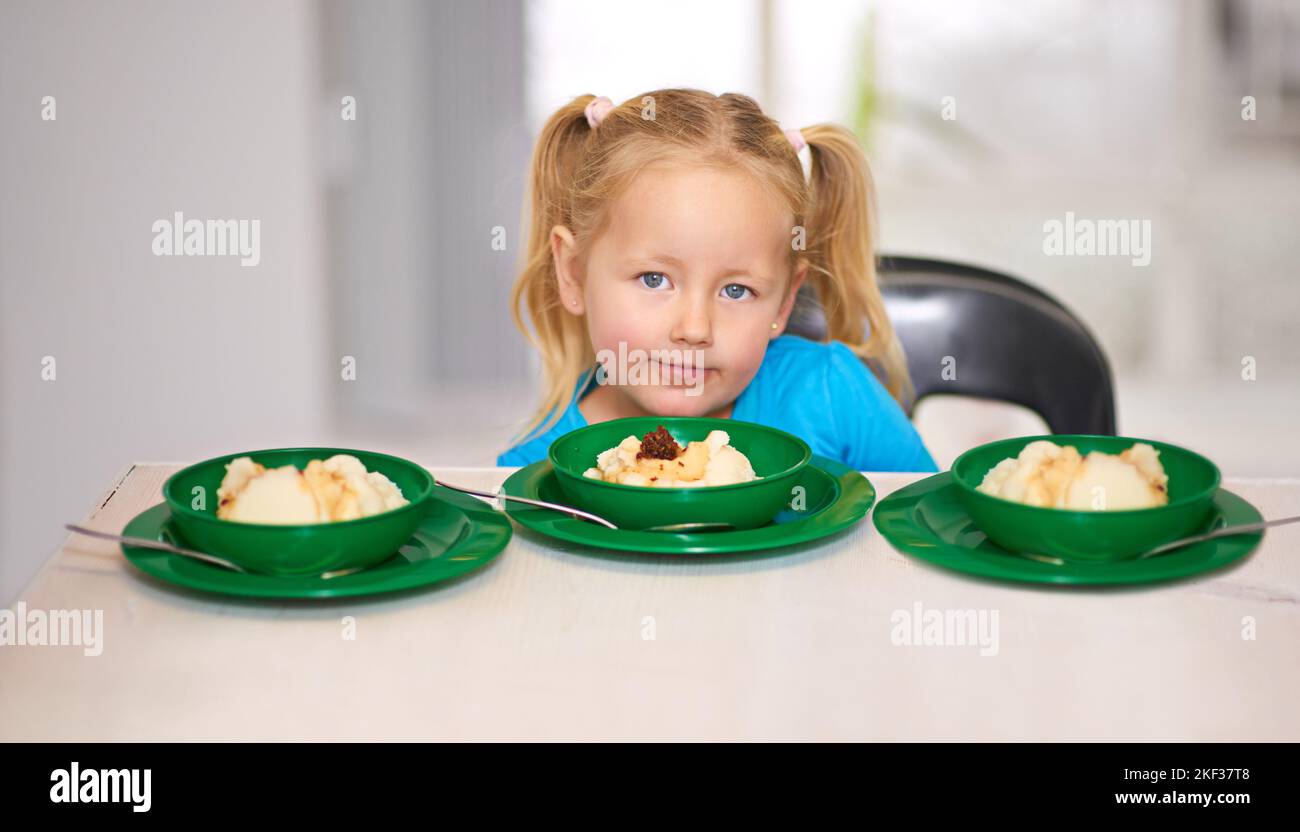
[951,434,1221,562]
[548,417,812,531]
[162,447,435,576]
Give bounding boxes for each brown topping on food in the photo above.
[637,425,682,460]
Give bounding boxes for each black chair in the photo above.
[785,255,1116,435]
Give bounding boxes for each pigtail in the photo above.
[509,95,603,440]
[801,123,916,411]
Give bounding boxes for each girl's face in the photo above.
[552,162,806,420]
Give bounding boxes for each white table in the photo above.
[2,464,1298,741]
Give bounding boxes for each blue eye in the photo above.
[721,283,753,300]
[639,272,670,290]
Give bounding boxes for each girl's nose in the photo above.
[670,295,713,347]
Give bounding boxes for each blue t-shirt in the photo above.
[496,335,938,473]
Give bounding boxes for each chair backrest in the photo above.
[784,255,1117,435]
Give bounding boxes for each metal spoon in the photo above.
[64,524,363,579]
[642,522,735,533]
[433,479,739,533]
[1018,513,1300,565]
[1128,513,1300,560]
[432,478,618,529]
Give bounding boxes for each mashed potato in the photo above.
[583,427,759,488]
[976,440,1169,510]
[216,454,408,523]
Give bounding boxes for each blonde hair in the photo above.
[509,88,914,442]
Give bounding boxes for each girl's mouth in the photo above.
[653,361,710,384]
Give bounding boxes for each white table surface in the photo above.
[2,463,1298,741]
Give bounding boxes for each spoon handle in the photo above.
[433,479,618,529]
[64,523,365,579]
[643,522,735,533]
[64,523,248,573]
[1137,514,1300,559]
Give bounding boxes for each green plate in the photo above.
[873,472,1263,585]
[501,454,875,554]
[121,486,511,598]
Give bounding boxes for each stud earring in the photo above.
[771,322,779,331]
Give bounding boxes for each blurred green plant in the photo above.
[847,7,990,165]
[850,7,880,153]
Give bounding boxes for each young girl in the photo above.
[497,89,937,473]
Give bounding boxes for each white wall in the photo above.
[0,0,328,603]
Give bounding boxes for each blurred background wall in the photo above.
[3,0,1298,603]
[2,0,329,604]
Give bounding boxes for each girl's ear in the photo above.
[772,261,807,338]
[551,224,585,316]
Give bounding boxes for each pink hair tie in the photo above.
[784,127,807,154]
[585,96,614,129]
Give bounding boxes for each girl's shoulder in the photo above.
[496,400,586,467]
[498,368,599,467]
[742,335,937,472]
[751,334,887,402]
